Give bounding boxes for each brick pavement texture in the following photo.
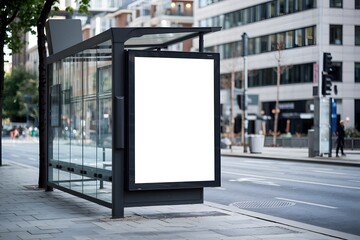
[1,160,359,240]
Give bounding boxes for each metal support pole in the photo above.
[243,56,248,153]
[112,42,125,218]
[100,147,105,189]
[199,33,204,52]
[329,98,332,157]
[242,33,248,153]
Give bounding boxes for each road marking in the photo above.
[222,171,360,190]
[310,167,334,171]
[312,170,346,175]
[243,160,272,164]
[224,162,281,171]
[349,180,360,183]
[276,197,337,209]
[229,178,280,186]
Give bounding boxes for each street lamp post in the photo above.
[242,33,248,153]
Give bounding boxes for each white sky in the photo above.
[4,45,11,63]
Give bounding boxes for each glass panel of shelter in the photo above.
[82,48,98,197]
[50,62,61,185]
[50,46,113,203]
[96,45,112,202]
[57,56,71,189]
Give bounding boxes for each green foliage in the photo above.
[78,0,90,14]
[345,128,360,138]
[3,0,90,54]
[4,0,42,53]
[3,67,38,122]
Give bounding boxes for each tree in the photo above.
[17,74,39,126]
[1,1,90,188]
[0,0,40,166]
[272,42,291,146]
[3,67,37,123]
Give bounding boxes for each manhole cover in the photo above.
[231,200,295,209]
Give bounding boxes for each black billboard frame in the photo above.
[126,50,221,191]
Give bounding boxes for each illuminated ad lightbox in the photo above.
[127,50,221,190]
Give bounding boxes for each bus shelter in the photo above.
[46,26,221,217]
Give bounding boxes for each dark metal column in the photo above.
[199,32,204,52]
[112,42,125,218]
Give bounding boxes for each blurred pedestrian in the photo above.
[335,120,346,157]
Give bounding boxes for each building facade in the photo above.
[194,0,360,136]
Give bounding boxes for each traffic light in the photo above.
[323,52,332,73]
[242,33,248,57]
[237,94,242,109]
[322,74,332,96]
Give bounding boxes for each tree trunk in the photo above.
[0,31,5,166]
[272,64,281,146]
[37,0,56,188]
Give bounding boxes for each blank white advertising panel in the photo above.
[128,50,220,189]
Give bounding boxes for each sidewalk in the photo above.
[1,160,359,239]
[222,146,360,166]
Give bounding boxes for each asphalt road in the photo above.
[2,140,40,167]
[3,141,360,236]
[205,156,360,236]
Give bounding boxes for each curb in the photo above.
[205,201,360,240]
[221,152,360,167]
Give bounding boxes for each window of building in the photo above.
[286,0,295,13]
[261,35,269,52]
[270,1,276,17]
[248,38,255,55]
[208,26,316,59]
[255,5,262,21]
[331,62,342,82]
[356,100,360,131]
[261,4,268,20]
[199,0,225,8]
[270,34,277,50]
[355,63,360,82]
[356,0,360,9]
[224,14,231,29]
[248,63,313,87]
[254,37,261,54]
[200,1,316,30]
[224,43,231,59]
[243,8,250,24]
[330,25,343,45]
[305,26,315,45]
[286,30,294,48]
[295,29,304,47]
[277,32,285,46]
[294,0,302,11]
[355,26,360,45]
[234,11,242,26]
[304,0,315,9]
[250,7,257,23]
[278,0,286,15]
[330,0,342,8]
